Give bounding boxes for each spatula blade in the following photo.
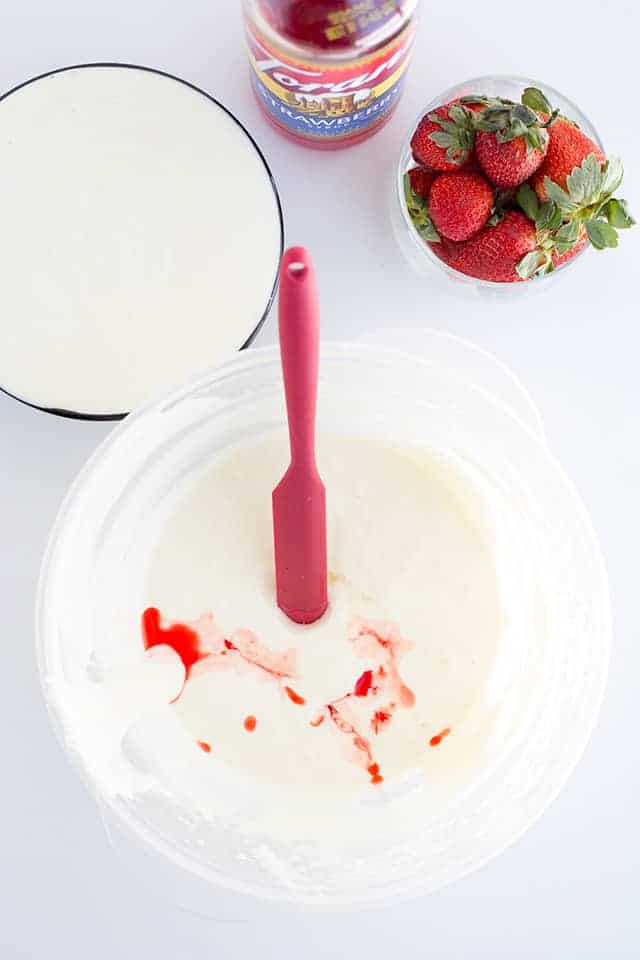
[273,468,328,624]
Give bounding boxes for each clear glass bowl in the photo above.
[393,75,605,298]
[37,341,610,909]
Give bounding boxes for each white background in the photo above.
[1,1,639,956]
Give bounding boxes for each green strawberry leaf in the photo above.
[516,250,550,279]
[459,95,490,107]
[551,219,582,254]
[473,93,554,147]
[521,87,553,115]
[523,126,549,155]
[565,153,602,206]
[476,107,513,132]
[430,131,456,147]
[418,220,442,242]
[517,183,539,221]
[543,152,634,248]
[512,103,531,120]
[599,156,624,198]
[549,208,564,231]
[403,173,441,243]
[543,177,577,213]
[537,199,562,231]
[513,103,538,126]
[585,218,619,250]
[556,219,581,241]
[602,197,636,229]
[435,119,464,135]
[447,103,473,126]
[511,118,529,138]
[428,110,474,163]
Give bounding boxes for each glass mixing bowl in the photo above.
[37,340,610,908]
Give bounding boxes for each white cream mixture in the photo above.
[135,431,503,799]
[0,66,281,415]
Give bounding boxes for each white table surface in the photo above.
[1,1,639,957]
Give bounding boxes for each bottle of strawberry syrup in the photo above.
[242,1,419,149]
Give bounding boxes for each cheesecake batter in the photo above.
[133,431,503,800]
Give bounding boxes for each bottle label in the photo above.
[245,19,416,143]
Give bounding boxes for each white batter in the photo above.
[137,431,503,798]
[0,66,281,415]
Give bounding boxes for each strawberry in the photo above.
[514,182,591,277]
[519,153,635,257]
[447,210,537,282]
[428,236,461,266]
[476,131,548,188]
[410,101,476,171]
[407,166,436,199]
[531,118,605,201]
[466,87,555,188]
[428,171,494,241]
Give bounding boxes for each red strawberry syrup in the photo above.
[142,610,425,787]
[142,607,208,680]
[257,1,413,50]
[141,608,296,703]
[243,0,418,148]
[429,727,451,747]
[284,685,306,705]
[368,762,383,785]
[372,709,391,733]
[311,617,417,784]
[354,669,373,696]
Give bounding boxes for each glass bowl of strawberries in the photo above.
[395,75,634,293]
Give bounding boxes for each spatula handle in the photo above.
[278,246,320,470]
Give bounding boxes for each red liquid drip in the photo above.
[371,709,391,734]
[260,0,403,50]
[142,607,208,679]
[225,632,296,681]
[429,727,451,747]
[327,703,375,769]
[354,669,373,697]
[313,618,416,785]
[368,762,383,785]
[140,609,417,788]
[284,685,306,705]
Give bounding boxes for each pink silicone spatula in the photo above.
[272,246,328,625]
